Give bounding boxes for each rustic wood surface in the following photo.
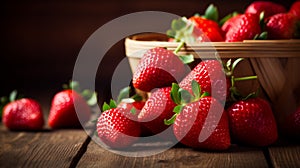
[1,124,300,168]
[0,125,88,168]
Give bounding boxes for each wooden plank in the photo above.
[77,141,268,168]
[0,125,88,168]
[269,144,300,168]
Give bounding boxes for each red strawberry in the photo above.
[221,14,241,33]
[179,60,228,102]
[227,98,278,146]
[48,90,91,129]
[132,47,186,92]
[189,16,224,42]
[265,13,298,39]
[245,1,286,18]
[3,98,44,131]
[224,13,261,42]
[173,96,231,150]
[97,106,141,148]
[138,87,176,134]
[282,106,300,139]
[290,1,300,20]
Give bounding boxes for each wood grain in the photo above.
[77,141,268,168]
[269,145,300,168]
[0,125,88,168]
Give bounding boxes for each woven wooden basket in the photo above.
[125,33,300,123]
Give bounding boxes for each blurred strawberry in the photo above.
[290,1,300,20]
[48,81,97,129]
[265,13,299,39]
[245,1,286,18]
[1,91,44,131]
[282,106,300,139]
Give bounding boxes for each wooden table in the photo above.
[1,125,300,168]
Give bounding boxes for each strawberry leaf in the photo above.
[164,114,178,125]
[171,18,187,31]
[254,32,268,40]
[109,99,117,108]
[191,80,201,99]
[171,83,181,105]
[130,107,137,114]
[86,92,98,106]
[178,54,194,64]
[69,81,81,93]
[219,11,239,26]
[9,90,17,102]
[117,86,131,104]
[132,94,143,101]
[102,102,111,112]
[203,4,219,22]
[179,88,192,104]
[173,105,184,114]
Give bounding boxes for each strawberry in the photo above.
[221,14,241,33]
[224,13,261,42]
[138,87,176,135]
[282,106,300,139]
[188,16,224,42]
[245,1,286,18]
[2,97,44,131]
[227,98,278,146]
[132,47,186,92]
[290,1,300,20]
[97,101,141,148]
[167,4,224,43]
[165,82,231,150]
[173,97,230,150]
[265,13,298,39]
[48,90,91,129]
[179,59,228,102]
[48,81,96,129]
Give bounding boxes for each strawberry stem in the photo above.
[234,76,258,81]
[173,41,185,54]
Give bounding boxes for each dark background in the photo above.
[0,0,295,105]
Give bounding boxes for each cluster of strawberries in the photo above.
[1,81,97,131]
[96,1,300,150]
[168,1,300,42]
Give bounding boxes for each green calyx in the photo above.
[164,80,209,125]
[63,80,98,107]
[101,86,143,113]
[202,4,219,22]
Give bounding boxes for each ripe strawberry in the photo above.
[165,82,230,150]
[227,98,278,146]
[179,60,228,102]
[173,96,231,150]
[221,14,241,33]
[245,1,286,18]
[3,98,44,131]
[224,13,261,42]
[138,87,176,135]
[132,47,186,92]
[265,13,298,39]
[189,16,224,42]
[282,106,300,139]
[290,1,300,20]
[48,89,91,129]
[97,105,141,148]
